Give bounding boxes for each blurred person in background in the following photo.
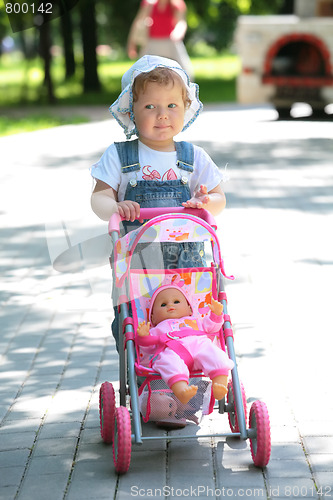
[127,0,193,78]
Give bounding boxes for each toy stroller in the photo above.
[99,207,271,473]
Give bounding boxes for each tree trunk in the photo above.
[79,0,100,92]
[60,10,76,79]
[39,21,56,103]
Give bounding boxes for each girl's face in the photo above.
[132,80,186,151]
[151,288,192,325]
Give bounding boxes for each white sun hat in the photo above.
[109,55,203,139]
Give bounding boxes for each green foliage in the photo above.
[186,0,285,50]
[0,0,285,114]
[0,113,87,136]
[0,53,239,107]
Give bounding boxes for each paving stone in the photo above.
[0,449,31,468]
[303,436,333,455]
[0,465,25,488]
[16,472,69,500]
[266,458,312,478]
[309,453,333,472]
[0,486,18,499]
[0,430,36,452]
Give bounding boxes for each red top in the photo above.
[141,0,186,38]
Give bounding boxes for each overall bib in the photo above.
[112,139,205,349]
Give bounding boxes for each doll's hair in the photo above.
[132,67,192,109]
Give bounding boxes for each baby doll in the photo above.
[140,382,209,428]
[137,277,234,405]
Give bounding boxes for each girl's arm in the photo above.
[182,183,226,216]
[127,3,151,59]
[170,5,187,41]
[170,0,187,41]
[91,179,141,222]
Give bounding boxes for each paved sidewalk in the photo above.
[0,105,332,500]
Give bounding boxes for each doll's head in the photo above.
[149,276,193,326]
[141,391,178,421]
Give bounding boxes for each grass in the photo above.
[0,53,240,136]
[0,114,88,137]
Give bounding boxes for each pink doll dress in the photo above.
[137,310,234,388]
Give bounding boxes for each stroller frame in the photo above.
[99,207,271,473]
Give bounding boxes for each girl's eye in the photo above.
[174,300,180,304]
[145,104,155,109]
[161,303,166,307]
[168,103,176,108]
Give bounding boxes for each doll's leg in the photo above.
[189,338,233,401]
[170,380,198,405]
[211,375,228,400]
[153,350,198,405]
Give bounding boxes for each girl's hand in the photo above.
[117,200,141,222]
[208,299,223,316]
[182,185,210,209]
[137,321,150,337]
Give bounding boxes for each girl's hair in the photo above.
[132,67,192,109]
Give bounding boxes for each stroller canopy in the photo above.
[113,213,232,288]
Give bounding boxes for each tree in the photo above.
[60,9,76,79]
[39,20,56,103]
[79,0,100,91]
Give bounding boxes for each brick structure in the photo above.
[235,0,333,115]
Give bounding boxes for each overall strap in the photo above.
[175,141,194,173]
[115,139,140,173]
[115,139,194,173]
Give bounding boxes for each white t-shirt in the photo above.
[91,140,224,202]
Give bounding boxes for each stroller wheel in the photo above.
[249,400,271,467]
[99,382,116,444]
[113,406,132,474]
[227,380,247,433]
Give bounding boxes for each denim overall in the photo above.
[112,139,205,349]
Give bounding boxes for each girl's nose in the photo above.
[157,107,168,119]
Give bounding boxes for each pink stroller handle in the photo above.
[109,207,217,234]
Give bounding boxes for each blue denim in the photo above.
[111,140,206,350]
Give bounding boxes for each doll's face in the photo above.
[148,392,178,420]
[151,288,192,326]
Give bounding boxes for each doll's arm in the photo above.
[208,298,223,316]
[202,299,224,333]
[136,321,161,346]
[137,321,150,337]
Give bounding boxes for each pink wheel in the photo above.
[113,406,132,474]
[227,380,247,433]
[99,382,116,444]
[249,400,271,467]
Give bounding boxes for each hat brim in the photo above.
[110,58,202,139]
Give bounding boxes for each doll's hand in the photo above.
[137,321,150,337]
[182,185,210,209]
[208,299,223,316]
